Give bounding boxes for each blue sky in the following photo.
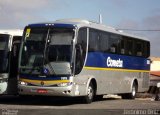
[0,0,160,56]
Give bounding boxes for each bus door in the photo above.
[7,36,22,95]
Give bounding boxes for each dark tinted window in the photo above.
[126,39,134,55]
[108,34,121,53]
[87,28,150,58]
[120,39,125,54]
[89,29,99,51]
[136,41,143,56]
[145,42,150,57]
[99,32,109,52]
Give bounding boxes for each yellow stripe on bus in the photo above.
[84,66,150,72]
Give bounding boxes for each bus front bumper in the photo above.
[18,85,79,97]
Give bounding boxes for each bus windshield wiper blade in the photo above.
[43,28,56,75]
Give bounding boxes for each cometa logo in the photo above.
[106,57,123,68]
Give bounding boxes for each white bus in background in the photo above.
[0,30,23,95]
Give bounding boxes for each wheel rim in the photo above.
[87,85,93,100]
[132,85,136,97]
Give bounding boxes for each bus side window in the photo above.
[99,32,109,52]
[110,45,116,53]
[126,40,133,55]
[109,34,120,54]
[136,42,143,56]
[89,29,99,52]
[144,42,150,58]
[120,39,125,54]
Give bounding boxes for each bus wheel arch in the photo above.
[134,79,138,92]
[91,78,97,93]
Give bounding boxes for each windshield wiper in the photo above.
[43,29,56,75]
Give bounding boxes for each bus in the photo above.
[0,30,23,95]
[18,19,150,103]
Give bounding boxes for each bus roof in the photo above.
[0,29,23,36]
[55,19,149,41]
[28,19,149,41]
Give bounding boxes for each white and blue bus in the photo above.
[18,19,150,103]
[0,30,23,95]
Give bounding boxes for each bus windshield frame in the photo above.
[19,27,75,76]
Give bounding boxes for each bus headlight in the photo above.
[19,81,28,85]
[57,82,72,87]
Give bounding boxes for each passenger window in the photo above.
[109,34,120,53]
[126,40,133,55]
[99,32,109,52]
[89,29,99,52]
[144,42,150,58]
[136,42,143,56]
[120,40,125,54]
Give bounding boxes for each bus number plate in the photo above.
[37,89,48,93]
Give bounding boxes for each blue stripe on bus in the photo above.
[19,74,70,80]
[54,24,75,28]
[85,52,150,70]
[28,23,75,28]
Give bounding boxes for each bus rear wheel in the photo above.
[121,82,137,99]
[83,82,95,104]
[129,82,137,99]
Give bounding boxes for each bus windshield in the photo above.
[0,34,10,72]
[20,27,74,75]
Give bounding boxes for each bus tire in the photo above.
[121,82,137,99]
[128,82,137,99]
[83,82,95,104]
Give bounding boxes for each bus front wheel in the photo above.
[83,82,95,104]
